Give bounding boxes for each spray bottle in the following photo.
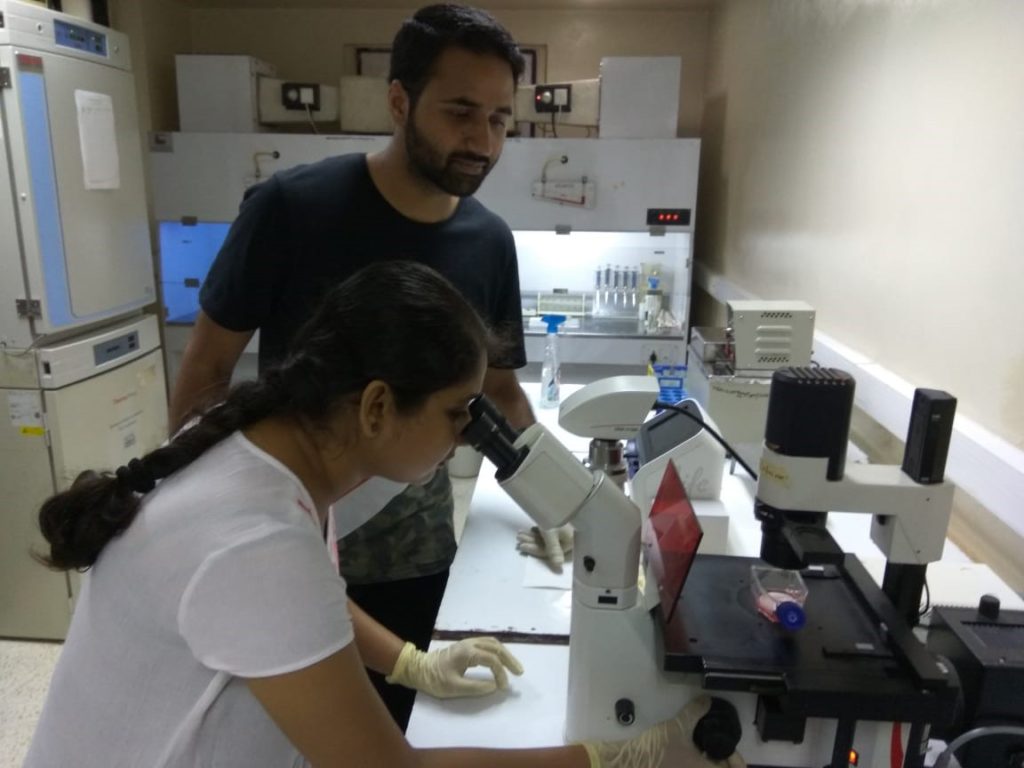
[539,314,567,408]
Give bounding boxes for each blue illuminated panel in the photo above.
[54,19,107,57]
[159,221,231,324]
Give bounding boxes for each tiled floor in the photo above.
[0,475,478,767]
[0,640,61,767]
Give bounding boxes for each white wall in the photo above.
[698,0,1024,452]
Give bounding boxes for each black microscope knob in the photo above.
[978,594,1001,620]
[693,697,742,761]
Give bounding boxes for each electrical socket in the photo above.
[533,83,572,113]
[281,82,321,111]
[641,341,685,367]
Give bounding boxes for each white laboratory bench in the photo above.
[408,381,1024,750]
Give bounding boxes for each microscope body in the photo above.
[462,370,962,766]
[754,368,957,624]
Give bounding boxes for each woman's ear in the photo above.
[358,380,394,439]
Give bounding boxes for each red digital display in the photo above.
[646,208,691,226]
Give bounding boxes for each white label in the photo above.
[8,391,43,427]
[7,391,45,436]
[75,90,121,190]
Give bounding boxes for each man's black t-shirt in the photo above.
[198,153,526,583]
[200,153,526,371]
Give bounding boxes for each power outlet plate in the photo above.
[281,82,321,111]
[534,83,572,113]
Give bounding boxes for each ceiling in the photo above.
[182,0,716,10]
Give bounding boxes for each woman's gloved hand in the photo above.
[516,524,574,571]
[385,637,524,699]
[581,696,746,768]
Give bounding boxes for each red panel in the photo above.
[642,460,703,623]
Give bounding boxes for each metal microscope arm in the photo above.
[753,367,958,625]
[757,448,955,565]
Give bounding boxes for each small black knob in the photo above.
[979,594,1001,620]
[615,698,635,725]
[693,697,742,761]
[583,556,596,572]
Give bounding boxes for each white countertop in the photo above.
[406,641,570,749]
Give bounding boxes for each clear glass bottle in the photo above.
[751,565,808,631]
[539,314,566,408]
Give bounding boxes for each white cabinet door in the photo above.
[0,389,73,639]
[44,349,168,491]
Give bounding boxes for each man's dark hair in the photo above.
[389,4,525,104]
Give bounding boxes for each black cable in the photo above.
[654,401,759,481]
[551,110,558,138]
[919,576,932,618]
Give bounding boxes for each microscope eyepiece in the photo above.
[462,395,529,480]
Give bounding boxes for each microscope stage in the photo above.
[657,555,958,725]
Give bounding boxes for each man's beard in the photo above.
[405,112,495,197]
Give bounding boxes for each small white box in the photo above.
[176,54,276,133]
[598,57,681,139]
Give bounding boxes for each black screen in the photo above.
[636,400,704,464]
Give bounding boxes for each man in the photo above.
[170,4,535,731]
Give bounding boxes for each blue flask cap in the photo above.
[775,601,806,631]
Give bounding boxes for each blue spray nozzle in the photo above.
[541,314,567,334]
[647,276,661,290]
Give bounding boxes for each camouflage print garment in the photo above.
[337,467,456,584]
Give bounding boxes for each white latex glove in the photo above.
[516,524,574,571]
[385,637,524,699]
[581,696,746,768]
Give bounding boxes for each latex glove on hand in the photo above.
[516,524,574,571]
[385,637,524,699]
[581,695,746,768]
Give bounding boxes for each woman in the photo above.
[26,262,741,768]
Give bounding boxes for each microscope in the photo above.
[462,368,979,768]
[754,367,957,626]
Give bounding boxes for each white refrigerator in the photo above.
[1,0,168,639]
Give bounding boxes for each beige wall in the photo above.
[188,7,709,136]
[109,0,192,133]
[697,0,1024,451]
[697,0,1024,587]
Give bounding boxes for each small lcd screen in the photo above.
[636,401,704,464]
[54,19,107,57]
[93,331,139,366]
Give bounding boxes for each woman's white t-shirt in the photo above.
[24,432,353,768]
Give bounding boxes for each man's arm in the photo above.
[168,310,255,432]
[482,367,535,430]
